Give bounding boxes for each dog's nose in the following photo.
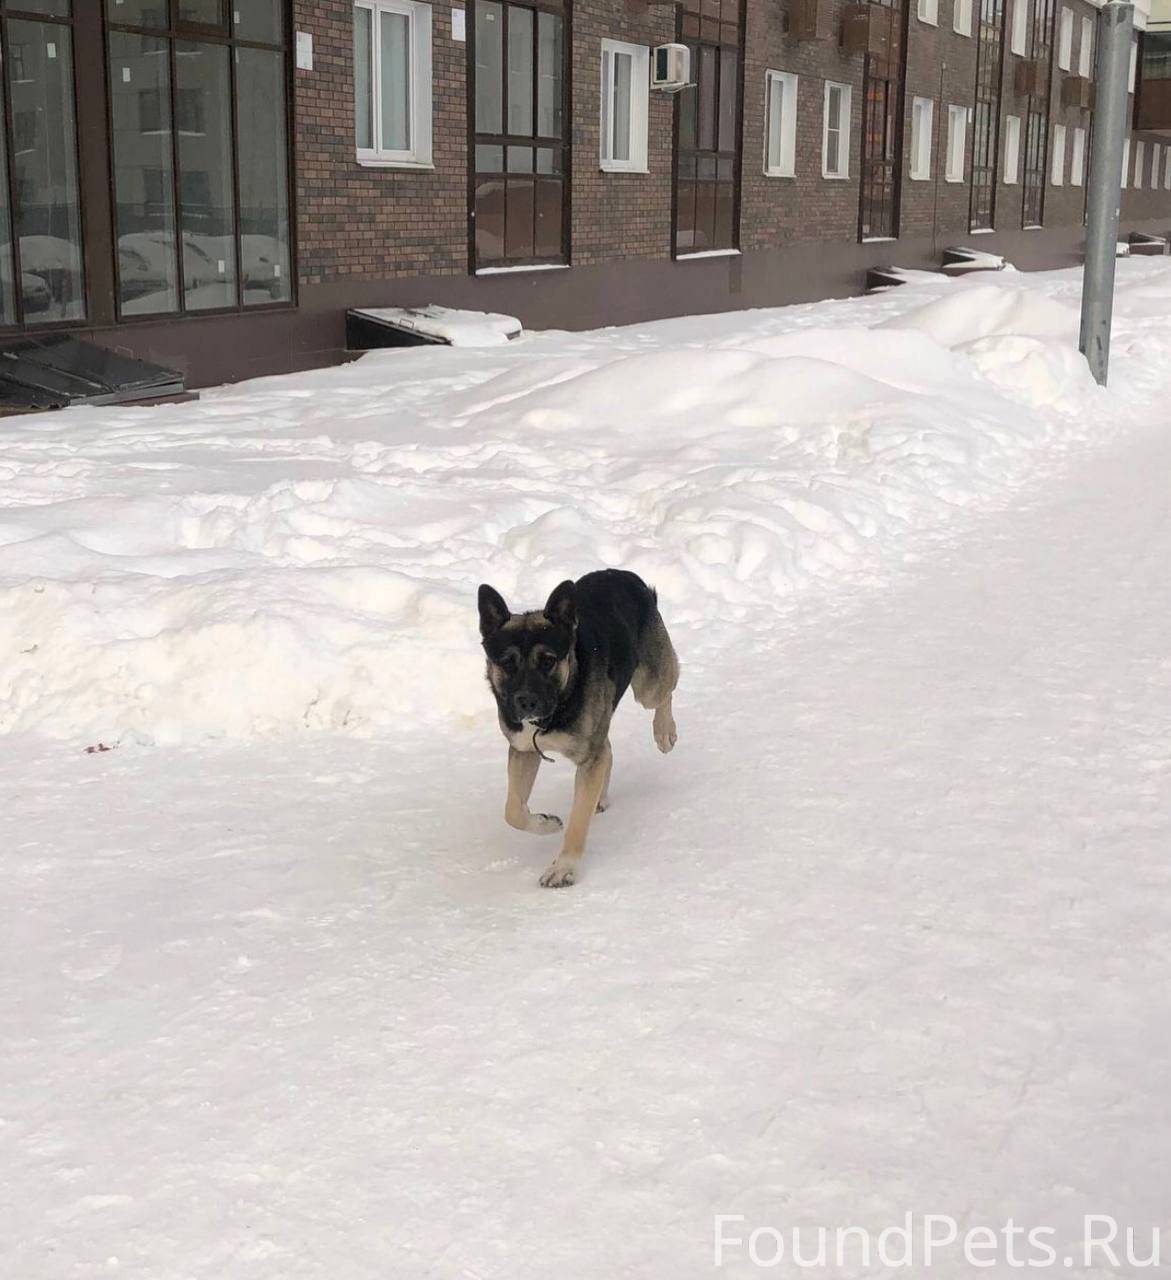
[513,690,541,720]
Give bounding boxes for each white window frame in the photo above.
[1003,113,1021,184]
[1051,123,1065,185]
[1134,139,1144,189]
[953,0,973,37]
[599,39,649,173]
[1165,146,1171,190]
[822,80,852,179]
[1129,40,1137,93]
[1071,126,1086,186]
[1152,143,1161,188]
[945,104,968,183]
[918,0,939,25]
[1122,136,1130,188]
[1057,8,1073,71]
[1079,15,1094,79]
[354,0,433,168]
[763,69,799,177]
[1010,0,1029,55]
[909,96,934,180]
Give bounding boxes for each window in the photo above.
[1165,146,1171,189]
[822,80,851,178]
[953,0,972,36]
[471,0,569,268]
[1134,139,1144,188]
[1121,136,1129,187]
[1071,126,1085,185]
[0,11,85,326]
[1129,39,1136,92]
[764,70,797,176]
[945,104,968,182]
[918,0,939,25]
[1079,14,1093,78]
[1010,0,1028,55]
[674,0,743,256]
[354,0,433,166]
[600,40,648,172]
[1057,7,1072,70]
[1004,113,1021,183]
[108,0,292,318]
[1050,123,1065,184]
[909,96,933,179]
[1151,143,1161,188]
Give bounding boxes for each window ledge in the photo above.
[357,158,435,170]
[909,173,930,181]
[944,176,965,184]
[918,15,939,25]
[763,169,796,179]
[676,248,741,260]
[822,172,851,180]
[475,263,570,275]
[600,164,650,174]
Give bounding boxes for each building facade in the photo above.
[2,0,1170,389]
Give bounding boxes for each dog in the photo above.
[477,569,679,887]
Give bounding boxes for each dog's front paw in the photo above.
[530,812,563,835]
[539,857,578,888]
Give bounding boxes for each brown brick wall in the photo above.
[292,0,1171,295]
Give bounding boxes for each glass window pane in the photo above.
[16,0,70,14]
[0,57,15,324]
[718,46,737,150]
[235,47,292,305]
[475,143,503,171]
[175,42,237,310]
[507,5,533,136]
[766,78,778,169]
[234,0,284,43]
[536,12,561,138]
[110,32,178,315]
[9,20,85,321]
[380,9,411,152]
[178,0,224,24]
[355,6,374,149]
[612,52,631,161]
[697,45,716,150]
[475,1,502,133]
[107,0,167,24]
[506,144,533,172]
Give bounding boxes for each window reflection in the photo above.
[6,19,85,321]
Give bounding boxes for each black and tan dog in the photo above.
[478,569,679,887]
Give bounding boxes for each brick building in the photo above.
[3,0,1170,391]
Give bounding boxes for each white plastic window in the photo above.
[1051,123,1065,185]
[600,40,649,172]
[1003,114,1021,185]
[945,104,968,182]
[354,0,433,166]
[910,96,934,180]
[822,81,851,179]
[764,70,798,177]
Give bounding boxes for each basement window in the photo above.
[354,0,433,167]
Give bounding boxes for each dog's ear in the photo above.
[478,584,510,638]
[543,580,576,630]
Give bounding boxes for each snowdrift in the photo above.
[2,265,1168,744]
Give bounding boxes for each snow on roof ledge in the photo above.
[350,304,522,347]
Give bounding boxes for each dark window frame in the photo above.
[0,2,88,333]
[672,0,745,258]
[104,0,296,325]
[1020,0,1055,228]
[969,0,1006,231]
[857,0,910,243]
[466,0,572,272]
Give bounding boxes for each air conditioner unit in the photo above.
[651,43,690,92]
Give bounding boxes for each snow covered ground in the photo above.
[3,262,1171,1278]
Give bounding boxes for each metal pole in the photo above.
[1079,1,1135,386]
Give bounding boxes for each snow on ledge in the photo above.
[351,304,522,347]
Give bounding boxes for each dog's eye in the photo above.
[499,652,520,674]
[537,653,557,674]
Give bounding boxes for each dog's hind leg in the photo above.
[540,740,611,888]
[632,609,679,754]
[505,747,563,835]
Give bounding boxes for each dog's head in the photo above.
[478,580,577,725]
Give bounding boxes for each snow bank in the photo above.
[3,263,1168,744]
